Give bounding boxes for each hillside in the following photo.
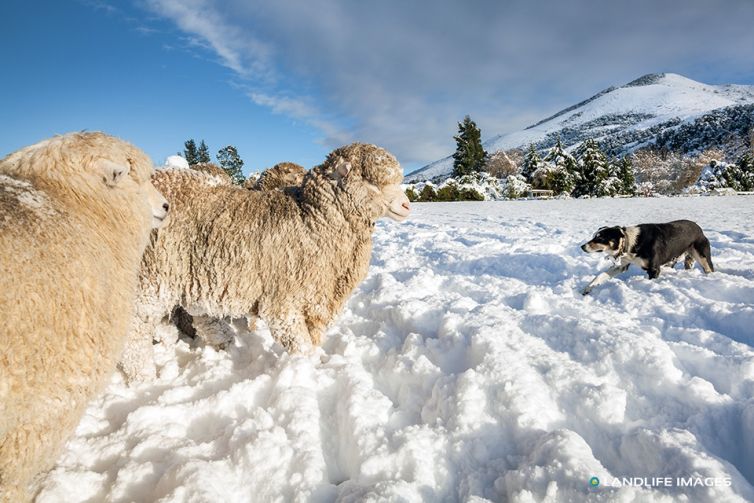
[407,73,754,182]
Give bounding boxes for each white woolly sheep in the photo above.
[119,143,410,382]
[248,161,307,191]
[0,132,168,502]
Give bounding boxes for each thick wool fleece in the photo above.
[120,143,404,382]
[0,132,160,502]
[190,162,232,185]
[252,162,307,191]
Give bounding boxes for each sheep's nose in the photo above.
[402,201,411,211]
[163,202,170,212]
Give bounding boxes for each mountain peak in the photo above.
[406,73,754,182]
[623,73,667,87]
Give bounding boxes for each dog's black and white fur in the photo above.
[581,219,714,295]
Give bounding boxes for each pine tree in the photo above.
[574,139,609,197]
[544,137,578,195]
[737,152,754,191]
[217,145,245,185]
[183,139,199,166]
[197,140,211,164]
[452,116,487,178]
[616,156,637,195]
[521,144,542,183]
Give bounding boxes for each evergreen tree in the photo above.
[197,140,211,164]
[616,156,637,195]
[737,152,754,191]
[183,139,199,166]
[544,137,578,195]
[452,116,487,177]
[217,145,245,185]
[521,144,542,183]
[574,139,609,197]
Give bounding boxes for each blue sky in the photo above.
[3,0,754,175]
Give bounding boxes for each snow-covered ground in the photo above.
[38,196,754,502]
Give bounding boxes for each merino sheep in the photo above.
[119,143,410,382]
[0,132,168,502]
[246,161,307,191]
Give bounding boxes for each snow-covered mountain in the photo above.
[407,73,754,182]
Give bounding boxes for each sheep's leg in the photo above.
[266,312,312,353]
[118,314,158,384]
[246,315,257,331]
[191,315,235,350]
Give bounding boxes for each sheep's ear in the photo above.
[99,159,130,186]
[331,158,351,181]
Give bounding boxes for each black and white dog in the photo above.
[581,219,714,295]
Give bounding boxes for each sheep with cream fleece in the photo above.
[249,161,307,191]
[119,143,410,382]
[0,132,168,502]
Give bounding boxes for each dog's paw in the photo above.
[581,287,592,296]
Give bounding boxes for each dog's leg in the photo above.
[684,252,695,270]
[647,263,661,279]
[693,238,714,273]
[582,263,629,295]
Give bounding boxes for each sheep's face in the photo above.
[380,183,411,222]
[94,146,169,229]
[1,132,169,229]
[332,158,410,222]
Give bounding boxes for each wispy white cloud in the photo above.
[144,0,271,79]
[141,0,754,165]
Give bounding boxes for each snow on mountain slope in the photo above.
[408,73,754,182]
[37,196,754,502]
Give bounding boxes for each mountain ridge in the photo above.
[407,73,754,182]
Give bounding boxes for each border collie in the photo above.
[580,219,714,295]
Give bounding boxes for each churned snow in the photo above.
[37,196,754,502]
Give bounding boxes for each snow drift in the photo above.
[37,196,754,502]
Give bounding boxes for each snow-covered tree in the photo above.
[574,139,609,197]
[615,156,637,195]
[504,174,530,199]
[217,145,245,185]
[521,144,542,183]
[543,137,578,195]
[197,140,211,164]
[452,116,487,177]
[183,139,199,166]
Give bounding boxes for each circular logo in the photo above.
[589,476,600,487]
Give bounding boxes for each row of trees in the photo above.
[449,114,754,197]
[182,139,246,185]
[521,138,636,197]
[451,116,636,197]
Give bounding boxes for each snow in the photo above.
[37,196,754,502]
[408,73,754,182]
[164,155,189,169]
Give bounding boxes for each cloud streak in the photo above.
[143,0,754,165]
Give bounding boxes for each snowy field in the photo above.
[38,196,754,502]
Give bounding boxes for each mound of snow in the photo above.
[164,155,189,169]
[37,196,754,502]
